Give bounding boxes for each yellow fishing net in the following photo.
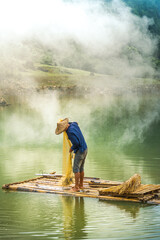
[61,131,74,186]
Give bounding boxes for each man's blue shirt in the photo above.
[66,122,87,153]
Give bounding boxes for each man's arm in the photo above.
[68,133,79,152]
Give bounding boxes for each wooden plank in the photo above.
[35,173,60,178]
[35,174,100,181]
[99,191,158,200]
[89,179,122,189]
[139,194,155,202]
[89,184,120,188]
[99,195,141,203]
[135,185,160,194]
[148,199,160,205]
[84,177,100,180]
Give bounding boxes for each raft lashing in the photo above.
[2,173,160,205]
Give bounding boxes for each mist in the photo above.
[0,0,160,149]
[0,0,158,77]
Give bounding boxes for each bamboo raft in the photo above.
[2,173,160,205]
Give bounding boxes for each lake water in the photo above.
[0,92,160,239]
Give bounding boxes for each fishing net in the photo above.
[61,131,73,186]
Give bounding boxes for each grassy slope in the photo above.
[23,63,160,91]
[23,63,111,89]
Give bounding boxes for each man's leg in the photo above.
[79,149,88,189]
[79,171,84,189]
[71,151,80,192]
[71,149,87,191]
[74,172,80,190]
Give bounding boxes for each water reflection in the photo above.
[61,196,87,239]
[99,200,148,219]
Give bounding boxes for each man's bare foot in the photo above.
[79,186,84,190]
[69,186,80,192]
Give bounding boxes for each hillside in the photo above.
[1,61,160,103]
[123,0,160,60]
[123,0,160,36]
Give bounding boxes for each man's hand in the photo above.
[69,148,73,153]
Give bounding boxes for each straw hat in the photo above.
[55,118,69,135]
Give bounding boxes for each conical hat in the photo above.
[55,118,69,135]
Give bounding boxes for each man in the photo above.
[55,118,88,192]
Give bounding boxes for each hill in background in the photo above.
[123,0,160,61]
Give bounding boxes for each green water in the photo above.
[0,93,160,239]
